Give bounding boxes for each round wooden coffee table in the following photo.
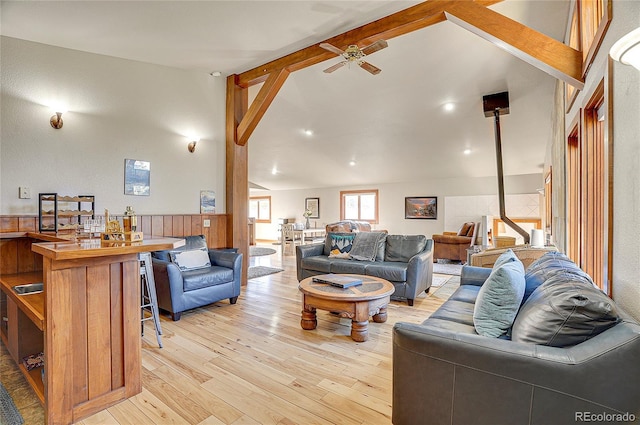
[298,274,395,342]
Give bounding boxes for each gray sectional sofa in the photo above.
[296,233,434,306]
[392,251,640,425]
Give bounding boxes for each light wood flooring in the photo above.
[1,242,459,425]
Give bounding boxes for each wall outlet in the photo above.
[203,219,211,228]
[19,187,31,199]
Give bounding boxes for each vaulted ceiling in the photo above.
[1,0,571,190]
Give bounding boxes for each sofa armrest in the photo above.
[432,234,473,244]
[393,320,640,419]
[460,265,492,286]
[405,240,434,296]
[443,231,458,236]
[295,243,324,281]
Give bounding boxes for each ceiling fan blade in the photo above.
[323,61,347,73]
[360,39,388,56]
[319,42,345,56]
[359,61,382,75]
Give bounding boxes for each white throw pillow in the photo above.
[169,248,211,271]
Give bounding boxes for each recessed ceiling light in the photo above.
[349,160,356,166]
[463,149,471,155]
[304,129,313,136]
[443,103,455,112]
[271,167,278,175]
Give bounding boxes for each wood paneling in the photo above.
[0,214,230,249]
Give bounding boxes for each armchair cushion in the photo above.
[182,266,234,292]
[458,222,475,237]
[169,248,211,271]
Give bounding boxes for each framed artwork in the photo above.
[200,190,216,213]
[405,196,437,219]
[124,159,150,196]
[305,197,320,219]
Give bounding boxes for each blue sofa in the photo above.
[392,252,640,424]
[296,233,434,306]
[151,235,242,320]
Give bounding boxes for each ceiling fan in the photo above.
[319,40,388,75]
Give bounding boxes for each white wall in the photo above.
[251,173,541,240]
[1,37,227,216]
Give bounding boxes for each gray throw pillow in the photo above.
[375,233,388,262]
[473,260,526,338]
[493,248,518,268]
[384,235,427,262]
[512,272,620,347]
[523,251,593,304]
[350,232,386,261]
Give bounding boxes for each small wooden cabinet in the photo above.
[38,193,95,232]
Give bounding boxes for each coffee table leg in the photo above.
[301,307,317,330]
[350,320,368,342]
[372,306,388,323]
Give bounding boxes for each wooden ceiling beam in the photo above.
[237,67,290,146]
[237,0,503,88]
[445,1,584,89]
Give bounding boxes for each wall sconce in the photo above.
[187,137,200,153]
[610,27,640,71]
[50,109,67,129]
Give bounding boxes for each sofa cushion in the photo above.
[330,259,368,275]
[385,235,427,262]
[324,232,356,258]
[350,232,386,261]
[431,300,476,326]
[300,256,333,273]
[182,266,234,292]
[473,260,526,338]
[523,251,593,303]
[512,272,620,347]
[365,262,407,282]
[169,248,211,271]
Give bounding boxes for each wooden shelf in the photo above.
[0,272,45,331]
[21,364,45,405]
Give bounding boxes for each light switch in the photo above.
[19,187,31,199]
[203,219,211,228]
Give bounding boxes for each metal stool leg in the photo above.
[139,252,163,348]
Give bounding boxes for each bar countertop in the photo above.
[31,236,185,260]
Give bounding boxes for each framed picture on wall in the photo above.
[305,197,320,219]
[124,159,150,196]
[405,196,437,219]
[200,190,216,213]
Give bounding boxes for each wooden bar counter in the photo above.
[0,233,184,424]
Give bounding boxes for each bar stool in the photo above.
[138,252,163,348]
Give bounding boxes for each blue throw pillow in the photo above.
[493,248,518,268]
[473,259,526,338]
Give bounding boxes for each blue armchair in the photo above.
[151,235,242,321]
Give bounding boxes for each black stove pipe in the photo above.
[492,108,530,244]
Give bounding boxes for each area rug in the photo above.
[0,382,24,425]
[248,266,284,279]
[433,262,463,276]
[431,273,453,287]
[249,246,277,257]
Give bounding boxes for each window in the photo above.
[340,190,378,223]
[249,196,271,223]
